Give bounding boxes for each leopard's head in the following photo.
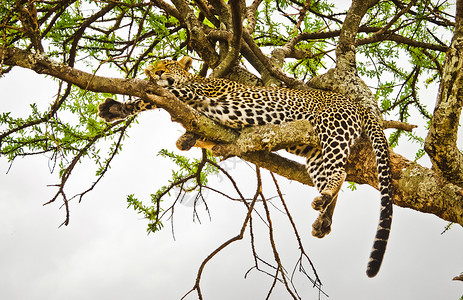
[145,56,193,87]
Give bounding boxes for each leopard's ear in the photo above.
[179,56,193,71]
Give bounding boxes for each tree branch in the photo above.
[336,0,379,69]
[356,32,449,52]
[182,166,260,300]
[210,0,243,78]
[171,0,219,66]
[383,120,417,131]
[242,30,306,88]
[305,0,384,120]
[3,47,462,226]
[424,0,463,186]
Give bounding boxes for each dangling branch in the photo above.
[182,165,261,300]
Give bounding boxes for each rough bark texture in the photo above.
[425,0,463,187]
[306,0,383,120]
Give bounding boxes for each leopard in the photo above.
[98,56,393,278]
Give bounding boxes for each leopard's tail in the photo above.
[363,113,393,278]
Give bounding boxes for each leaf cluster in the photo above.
[1,88,121,175]
[127,149,220,234]
[356,0,452,151]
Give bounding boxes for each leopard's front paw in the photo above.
[98,98,128,122]
[312,213,332,238]
[176,132,199,151]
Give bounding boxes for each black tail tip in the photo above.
[366,262,380,278]
[366,269,378,278]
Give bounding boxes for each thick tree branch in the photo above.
[425,0,463,186]
[304,1,383,121]
[245,0,262,34]
[210,0,243,78]
[336,0,379,69]
[3,47,148,96]
[208,0,232,27]
[3,47,462,226]
[193,0,220,28]
[242,30,306,88]
[150,0,182,20]
[171,0,219,66]
[15,0,43,52]
[394,153,463,226]
[211,120,318,156]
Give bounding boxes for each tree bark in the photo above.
[306,0,383,119]
[424,0,463,186]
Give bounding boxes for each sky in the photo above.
[1,2,463,296]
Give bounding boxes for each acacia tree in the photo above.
[1,0,463,298]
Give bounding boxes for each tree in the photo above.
[1,0,462,298]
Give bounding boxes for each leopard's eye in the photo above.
[155,70,164,76]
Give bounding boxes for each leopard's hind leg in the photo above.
[306,146,345,238]
[312,125,358,237]
[287,145,341,238]
[312,194,339,238]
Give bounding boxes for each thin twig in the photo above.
[182,165,261,300]
[260,172,299,299]
[270,172,327,297]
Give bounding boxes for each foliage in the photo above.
[127,148,219,234]
[0,86,128,179]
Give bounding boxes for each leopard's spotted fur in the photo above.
[98,56,393,277]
